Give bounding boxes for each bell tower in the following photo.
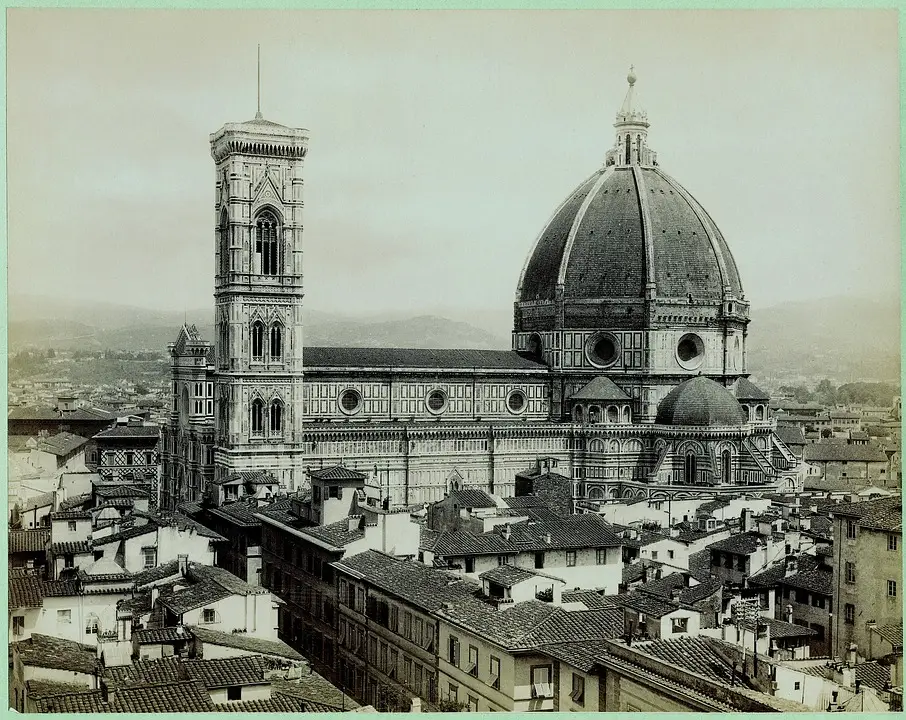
[209,112,309,490]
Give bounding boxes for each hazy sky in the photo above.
[7,9,900,326]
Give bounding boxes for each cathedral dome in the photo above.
[655,376,747,427]
[515,70,744,332]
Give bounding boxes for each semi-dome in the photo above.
[515,70,745,332]
[655,376,747,427]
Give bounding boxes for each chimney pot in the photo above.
[178,554,188,576]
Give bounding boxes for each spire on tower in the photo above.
[255,44,263,120]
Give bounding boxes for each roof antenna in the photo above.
[255,44,263,120]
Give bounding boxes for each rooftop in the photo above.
[188,625,304,660]
[706,531,769,556]
[37,431,90,456]
[478,564,561,587]
[830,496,901,531]
[183,655,268,689]
[92,424,160,439]
[13,633,99,675]
[302,346,546,372]
[803,442,889,463]
[9,528,50,554]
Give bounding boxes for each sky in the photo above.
[7,9,900,331]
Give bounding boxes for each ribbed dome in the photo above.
[517,165,743,308]
[655,376,747,426]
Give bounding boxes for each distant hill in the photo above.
[746,296,900,384]
[8,296,505,352]
[8,294,899,383]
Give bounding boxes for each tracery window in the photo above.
[251,399,264,435]
[684,452,697,484]
[270,400,284,435]
[255,210,280,276]
[251,321,264,361]
[270,324,282,361]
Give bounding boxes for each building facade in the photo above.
[162,71,801,509]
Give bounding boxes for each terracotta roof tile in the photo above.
[94,484,151,499]
[309,464,369,481]
[856,661,892,692]
[830,496,901,531]
[779,568,833,596]
[32,689,108,713]
[14,634,99,675]
[37,431,89,456]
[216,692,305,712]
[51,540,92,555]
[49,509,92,520]
[188,625,303,660]
[448,487,498,508]
[104,656,183,688]
[9,529,50,553]
[299,518,366,548]
[183,655,268,689]
[302,347,546,371]
[114,679,215,712]
[804,443,888,463]
[9,573,44,608]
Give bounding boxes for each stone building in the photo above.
[830,497,902,661]
[161,70,801,510]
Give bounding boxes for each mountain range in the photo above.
[8,294,900,384]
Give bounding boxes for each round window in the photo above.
[338,389,363,415]
[507,390,527,414]
[586,332,621,368]
[426,390,448,414]
[676,333,705,369]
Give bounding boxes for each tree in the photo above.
[134,384,149,396]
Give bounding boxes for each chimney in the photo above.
[847,643,857,667]
[348,515,361,533]
[543,532,552,544]
[410,697,422,713]
[785,603,793,624]
[828,690,839,712]
[502,524,511,541]
[784,555,798,577]
[151,586,160,607]
[741,508,755,533]
[178,554,188,576]
[669,587,682,603]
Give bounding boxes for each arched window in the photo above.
[684,452,697,484]
[622,406,631,423]
[574,405,584,423]
[180,386,190,425]
[255,209,281,276]
[251,321,264,361]
[636,135,642,162]
[722,449,732,483]
[607,406,619,423]
[218,322,229,368]
[219,208,230,277]
[625,134,631,163]
[251,399,264,435]
[588,487,604,501]
[269,324,282,361]
[589,405,601,424]
[755,405,765,421]
[270,400,283,435]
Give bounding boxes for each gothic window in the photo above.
[684,452,697,484]
[270,324,283,361]
[622,406,631,423]
[755,405,765,421]
[574,405,584,423]
[251,321,264,361]
[722,449,732,482]
[255,209,281,276]
[218,322,229,367]
[625,134,631,163]
[270,400,284,435]
[607,406,619,423]
[219,208,230,277]
[251,399,264,436]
